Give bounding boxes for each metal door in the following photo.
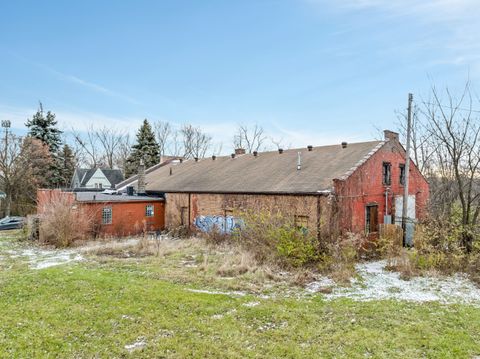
[395,195,416,246]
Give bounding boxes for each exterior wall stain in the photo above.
[334,140,429,234]
[165,192,333,240]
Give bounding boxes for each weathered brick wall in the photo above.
[334,140,429,234]
[165,192,333,239]
[37,189,165,237]
[37,189,75,214]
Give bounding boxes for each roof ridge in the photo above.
[336,141,386,181]
[192,140,383,161]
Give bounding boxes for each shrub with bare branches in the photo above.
[38,193,94,247]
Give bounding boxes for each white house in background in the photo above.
[71,168,124,190]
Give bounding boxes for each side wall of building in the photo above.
[37,189,165,237]
[334,140,429,234]
[164,192,334,239]
[83,201,165,236]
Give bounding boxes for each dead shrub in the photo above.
[232,210,320,269]
[319,233,363,283]
[39,193,94,247]
[216,249,257,277]
[380,217,480,283]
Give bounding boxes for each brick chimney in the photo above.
[384,130,399,142]
[137,159,146,195]
[235,148,246,155]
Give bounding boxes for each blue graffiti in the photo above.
[194,215,243,234]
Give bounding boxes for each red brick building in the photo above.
[117,130,429,241]
[37,189,165,237]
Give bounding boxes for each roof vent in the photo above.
[212,155,216,160]
[278,148,284,154]
[235,148,246,155]
[297,152,302,171]
[194,157,199,162]
[179,158,183,163]
[169,167,173,176]
[307,145,313,151]
[231,153,235,158]
[253,151,258,157]
[341,142,348,149]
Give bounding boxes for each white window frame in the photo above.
[102,206,112,225]
[145,204,154,217]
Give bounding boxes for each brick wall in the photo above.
[83,201,165,236]
[37,189,165,237]
[334,140,429,234]
[165,192,333,239]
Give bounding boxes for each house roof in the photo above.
[100,169,124,187]
[75,192,163,202]
[128,140,385,194]
[115,157,180,190]
[72,168,88,185]
[74,168,124,188]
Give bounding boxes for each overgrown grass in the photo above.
[1,231,480,358]
[379,221,480,284]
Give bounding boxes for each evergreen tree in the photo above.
[25,103,62,153]
[25,103,64,187]
[125,119,160,177]
[58,144,76,187]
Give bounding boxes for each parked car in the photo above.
[0,216,25,230]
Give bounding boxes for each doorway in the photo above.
[365,204,378,234]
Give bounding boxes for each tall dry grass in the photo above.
[38,194,94,247]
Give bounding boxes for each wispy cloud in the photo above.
[307,0,480,75]
[312,0,478,22]
[0,104,142,134]
[8,51,141,105]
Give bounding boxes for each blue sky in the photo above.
[0,0,479,151]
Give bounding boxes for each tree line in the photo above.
[0,104,285,216]
[396,81,480,251]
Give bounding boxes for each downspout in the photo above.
[316,195,322,241]
[188,193,191,230]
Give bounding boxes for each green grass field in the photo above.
[1,231,480,358]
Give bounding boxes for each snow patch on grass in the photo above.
[307,260,480,306]
[124,337,146,352]
[4,247,83,269]
[187,288,247,297]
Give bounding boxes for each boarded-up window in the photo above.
[294,215,309,229]
[145,204,154,217]
[102,206,112,225]
[180,206,188,226]
[365,205,378,233]
[382,162,391,185]
[399,164,405,185]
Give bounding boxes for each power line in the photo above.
[419,101,480,114]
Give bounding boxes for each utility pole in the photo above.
[1,120,11,217]
[402,93,413,247]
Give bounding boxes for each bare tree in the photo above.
[0,134,51,216]
[180,124,212,159]
[96,127,126,169]
[115,133,131,175]
[233,124,267,153]
[169,129,183,157]
[411,81,480,251]
[71,126,102,168]
[154,121,172,158]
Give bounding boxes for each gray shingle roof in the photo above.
[100,169,124,187]
[75,192,163,202]
[141,141,385,194]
